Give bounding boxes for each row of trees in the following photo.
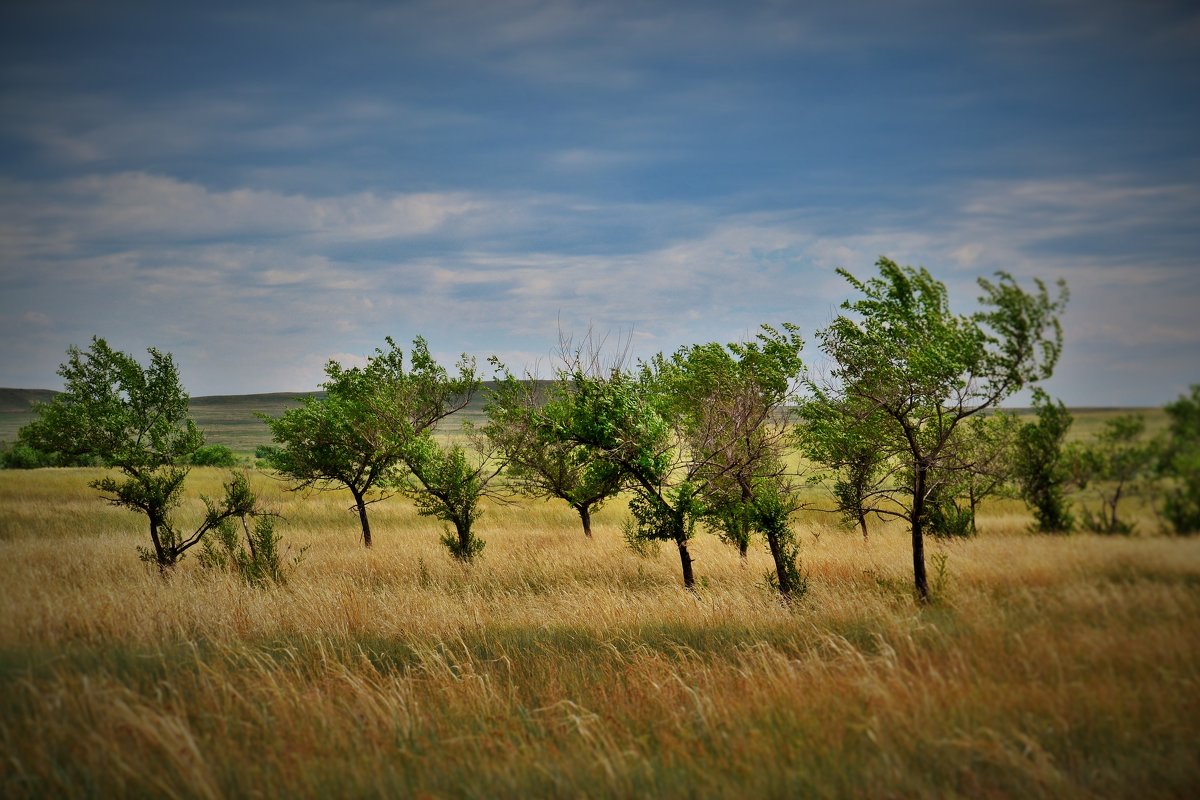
[1010,387,1200,537]
[15,258,1102,603]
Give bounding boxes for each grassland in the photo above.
[1,462,1198,798]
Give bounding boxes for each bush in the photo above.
[0,442,98,469]
[190,444,239,467]
[196,515,304,586]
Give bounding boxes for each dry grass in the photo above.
[1,467,1198,798]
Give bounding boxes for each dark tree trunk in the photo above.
[350,487,372,548]
[149,517,170,570]
[764,526,792,598]
[911,462,930,602]
[454,519,475,562]
[857,511,869,541]
[676,538,695,589]
[577,504,593,538]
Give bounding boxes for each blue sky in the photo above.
[2,0,1198,405]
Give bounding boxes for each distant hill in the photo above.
[0,388,58,414]
[1,383,1166,453]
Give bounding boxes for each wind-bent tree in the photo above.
[261,336,477,547]
[543,357,706,588]
[542,325,807,594]
[1159,385,1200,535]
[19,337,263,570]
[483,370,624,537]
[1076,413,1155,534]
[665,325,809,598]
[1014,389,1076,533]
[811,258,1067,601]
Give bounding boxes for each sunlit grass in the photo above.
[1,466,1198,797]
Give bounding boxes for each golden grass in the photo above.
[2,467,1198,797]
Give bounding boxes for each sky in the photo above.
[1,0,1198,406]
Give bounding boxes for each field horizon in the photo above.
[0,385,1172,457]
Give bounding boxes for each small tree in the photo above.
[19,337,262,570]
[1159,385,1200,534]
[483,370,624,537]
[811,259,1067,601]
[1014,389,1076,533]
[261,336,477,547]
[399,428,504,561]
[796,398,897,540]
[1077,414,1155,534]
[545,361,706,588]
[918,410,1021,538]
[196,497,300,585]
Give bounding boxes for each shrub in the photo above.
[190,443,239,467]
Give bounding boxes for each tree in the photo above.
[543,359,705,588]
[796,397,897,540]
[483,370,624,537]
[260,336,477,547]
[1159,385,1200,534]
[919,410,1021,538]
[190,443,239,467]
[664,325,809,598]
[399,428,504,561]
[811,258,1067,601]
[19,337,263,570]
[1014,389,1076,533]
[1076,413,1155,534]
[542,325,808,595]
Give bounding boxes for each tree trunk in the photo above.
[676,537,696,590]
[350,487,372,548]
[456,519,473,561]
[577,504,593,538]
[764,526,792,598]
[857,511,869,541]
[911,462,930,602]
[149,517,170,571]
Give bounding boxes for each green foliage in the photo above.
[483,367,624,536]
[0,441,99,469]
[17,337,262,569]
[1159,385,1200,534]
[197,514,304,586]
[260,336,479,547]
[796,397,895,538]
[1015,389,1076,533]
[190,443,239,467]
[1076,414,1155,534]
[811,258,1067,600]
[752,483,807,600]
[400,430,500,562]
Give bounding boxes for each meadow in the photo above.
[1,459,1198,798]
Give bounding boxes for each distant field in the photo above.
[0,385,1172,456]
[0,386,495,455]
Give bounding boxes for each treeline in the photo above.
[7,259,1198,603]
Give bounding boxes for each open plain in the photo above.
[1,462,1198,798]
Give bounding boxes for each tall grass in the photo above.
[1,468,1198,797]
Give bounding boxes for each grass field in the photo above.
[0,386,496,457]
[1,463,1198,798]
